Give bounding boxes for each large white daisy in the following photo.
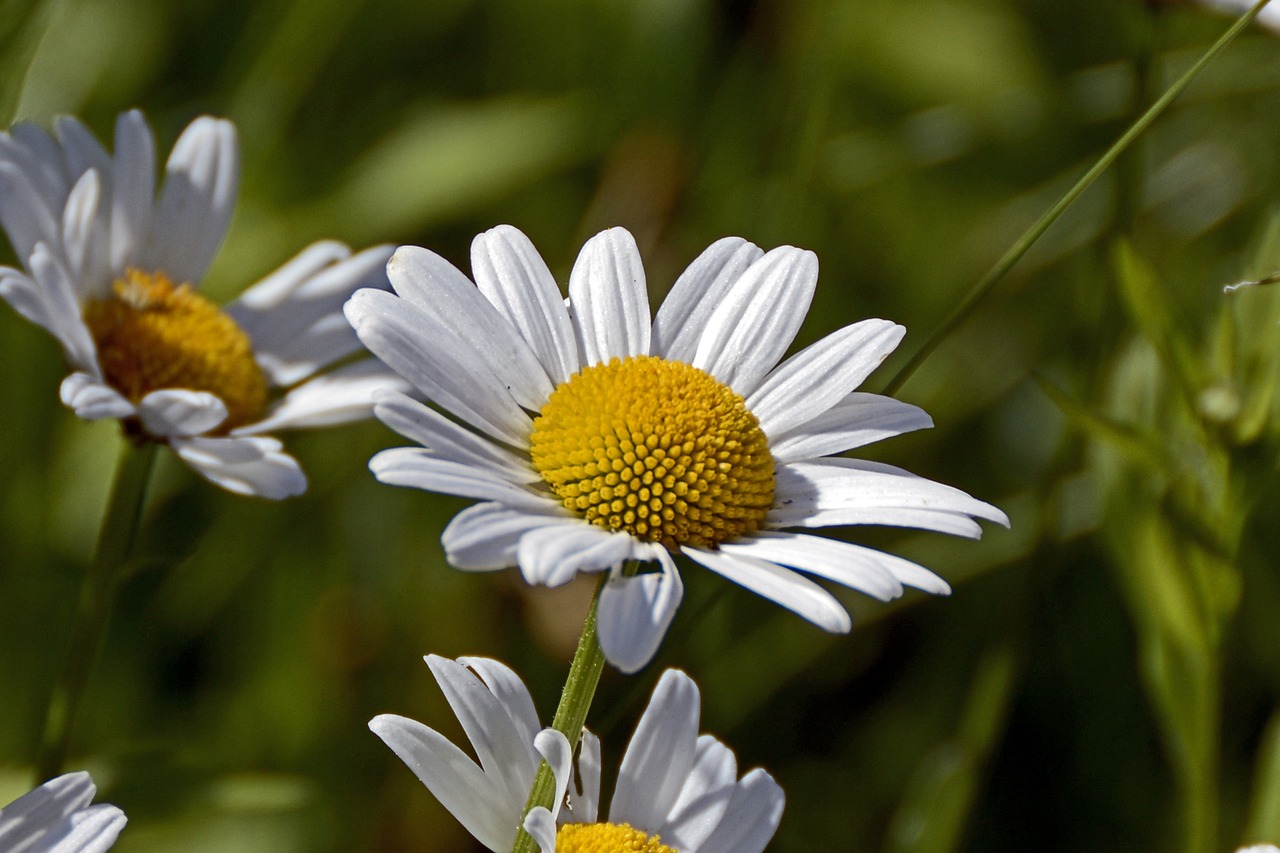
[345,225,1007,671]
[0,772,125,852]
[371,655,783,853]
[0,109,403,498]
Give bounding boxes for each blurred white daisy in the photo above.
[0,110,402,498]
[371,655,783,853]
[1236,846,1280,852]
[346,226,1007,671]
[1178,0,1280,33]
[0,771,125,852]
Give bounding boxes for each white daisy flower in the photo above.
[371,655,783,853]
[0,771,125,852]
[0,109,403,498]
[1178,0,1280,33]
[345,225,1008,671]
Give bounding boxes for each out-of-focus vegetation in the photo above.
[2,1,1280,851]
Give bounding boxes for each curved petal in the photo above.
[727,530,949,596]
[651,237,763,363]
[694,768,784,853]
[692,246,818,397]
[609,669,701,832]
[442,502,576,571]
[171,435,306,499]
[109,109,156,273]
[568,227,650,365]
[660,735,738,853]
[596,549,684,674]
[41,805,127,853]
[136,389,228,437]
[0,160,61,264]
[369,714,515,853]
[370,449,554,512]
[27,244,99,373]
[769,392,933,463]
[60,373,134,420]
[569,728,601,823]
[0,772,96,838]
[60,169,105,292]
[747,319,904,438]
[515,524,637,587]
[54,117,112,189]
[521,807,558,853]
[234,360,407,435]
[471,224,578,385]
[682,547,852,633]
[532,728,573,823]
[457,656,543,757]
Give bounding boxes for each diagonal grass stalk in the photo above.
[882,0,1275,397]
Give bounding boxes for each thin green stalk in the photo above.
[35,439,158,782]
[510,565,632,853]
[882,0,1274,397]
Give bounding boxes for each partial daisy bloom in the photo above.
[0,109,402,498]
[1236,846,1280,852]
[346,226,1007,671]
[371,655,783,853]
[0,771,126,852]
[1174,0,1280,32]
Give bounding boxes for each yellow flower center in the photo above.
[529,355,774,550]
[83,269,268,433]
[556,821,676,853]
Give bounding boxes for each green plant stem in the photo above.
[881,0,1274,397]
[35,439,158,782]
[509,566,629,853]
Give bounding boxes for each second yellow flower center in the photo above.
[83,269,268,433]
[529,355,774,550]
[556,821,676,852]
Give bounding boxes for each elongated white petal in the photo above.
[0,157,62,263]
[694,768,785,853]
[0,772,96,838]
[136,389,227,437]
[521,807,558,853]
[346,288,533,447]
[596,550,684,674]
[651,237,762,363]
[109,110,155,273]
[568,227,650,365]
[609,669,701,833]
[28,244,99,373]
[60,169,103,290]
[171,435,306,499]
[769,392,933,463]
[471,224,578,385]
[387,246,553,409]
[235,360,405,435]
[516,524,636,587]
[692,246,818,396]
[456,656,543,758]
[42,804,126,853]
[369,714,516,853]
[570,728,602,822]
[54,117,112,189]
[442,502,575,571]
[370,449,554,512]
[0,772,126,853]
[748,319,904,437]
[660,735,738,852]
[683,547,852,633]
[59,373,134,420]
[532,728,573,823]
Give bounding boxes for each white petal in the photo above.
[769,459,1008,536]
[692,246,818,397]
[0,156,62,263]
[234,360,406,435]
[371,391,537,484]
[54,117,112,188]
[40,805,127,853]
[0,772,96,838]
[110,110,156,273]
[596,549,684,674]
[609,669,700,831]
[651,237,763,363]
[516,524,637,587]
[171,435,306,499]
[567,227,650,365]
[682,547,852,633]
[136,389,228,437]
[27,244,99,373]
[748,319,904,437]
[532,728,573,822]
[695,769,784,853]
[426,656,540,810]
[720,531,905,601]
[471,224,578,385]
[346,287,533,447]
[769,392,933,463]
[59,373,134,420]
[387,245,553,409]
[569,728,601,822]
[143,117,238,284]
[370,449,554,512]
[660,735,738,853]
[60,169,104,290]
[521,807,558,853]
[442,503,575,571]
[456,656,543,757]
[369,713,516,853]
[229,243,394,386]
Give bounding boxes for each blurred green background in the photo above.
[3,0,1280,850]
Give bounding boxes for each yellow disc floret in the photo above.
[530,355,774,550]
[556,821,676,853]
[83,269,268,433]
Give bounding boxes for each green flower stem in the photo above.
[510,564,637,853]
[35,439,159,782]
[881,0,1273,397]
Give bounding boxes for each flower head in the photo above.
[0,110,404,498]
[371,655,783,853]
[346,226,1007,670]
[0,771,125,852]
